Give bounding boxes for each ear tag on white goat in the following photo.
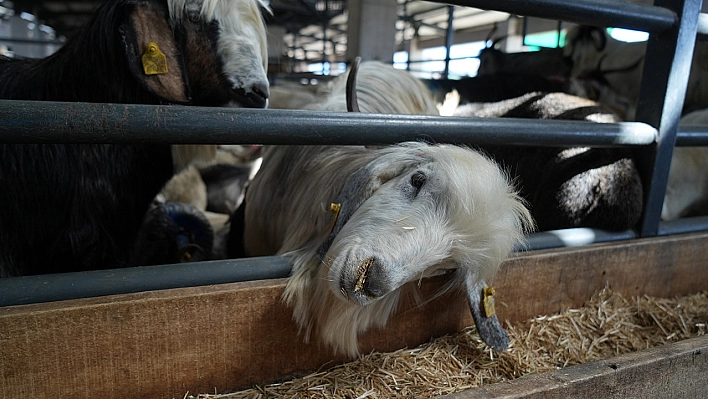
[328,203,342,233]
[142,42,168,75]
[483,286,497,317]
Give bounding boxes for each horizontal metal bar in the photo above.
[0,100,657,147]
[0,38,64,45]
[428,0,677,33]
[3,217,708,307]
[698,13,708,35]
[0,257,293,308]
[675,126,708,146]
[524,228,637,251]
[524,216,708,251]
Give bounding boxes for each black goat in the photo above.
[0,0,270,277]
[424,73,567,105]
[454,92,643,231]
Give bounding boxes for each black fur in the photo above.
[455,92,643,232]
[0,0,262,276]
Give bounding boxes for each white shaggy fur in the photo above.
[308,61,440,115]
[168,0,270,97]
[245,63,530,357]
[245,144,532,357]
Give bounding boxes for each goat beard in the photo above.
[282,247,403,358]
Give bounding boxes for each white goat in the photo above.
[243,62,532,357]
[307,60,440,115]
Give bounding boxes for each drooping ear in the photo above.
[465,274,510,352]
[316,156,412,260]
[120,3,191,104]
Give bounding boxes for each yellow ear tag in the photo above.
[483,286,497,318]
[141,42,168,75]
[328,203,342,233]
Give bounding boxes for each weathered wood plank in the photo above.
[1,232,707,399]
[439,335,708,399]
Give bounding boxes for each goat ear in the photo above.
[465,275,510,352]
[316,157,410,260]
[590,27,607,52]
[120,4,191,104]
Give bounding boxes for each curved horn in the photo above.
[346,56,361,112]
[490,35,508,49]
[484,22,498,45]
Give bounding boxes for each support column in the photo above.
[346,0,398,63]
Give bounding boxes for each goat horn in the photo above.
[490,34,508,49]
[346,56,361,112]
[484,22,498,45]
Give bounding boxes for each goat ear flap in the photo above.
[316,157,409,260]
[465,275,510,352]
[120,4,191,104]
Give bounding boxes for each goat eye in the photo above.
[410,172,426,192]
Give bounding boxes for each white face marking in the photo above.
[212,0,269,94]
[171,0,270,99]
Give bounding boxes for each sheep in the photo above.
[662,108,708,220]
[241,61,533,357]
[454,92,644,231]
[0,0,270,277]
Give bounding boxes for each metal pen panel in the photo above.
[676,127,708,146]
[0,100,657,147]
[427,0,676,33]
[3,216,708,307]
[0,256,293,307]
[633,0,702,237]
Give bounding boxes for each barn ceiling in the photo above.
[1,0,348,39]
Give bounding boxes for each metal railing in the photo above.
[1,0,706,306]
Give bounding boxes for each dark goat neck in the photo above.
[0,0,168,104]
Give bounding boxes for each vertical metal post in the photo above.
[403,0,410,70]
[635,0,702,236]
[443,5,454,78]
[322,20,328,75]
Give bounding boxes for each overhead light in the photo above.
[0,5,14,18]
[39,24,54,34]
[20,11,35,21]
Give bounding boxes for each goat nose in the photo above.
[354,258,388,298]
[240,81,269,108]
[251,81,269,101]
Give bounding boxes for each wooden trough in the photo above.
[1,231,707,399]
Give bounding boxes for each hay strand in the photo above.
[192,288,708,399]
